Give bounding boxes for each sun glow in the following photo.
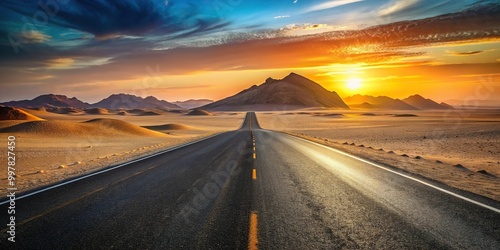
[346,78,362,90]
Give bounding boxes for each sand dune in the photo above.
[186,109,213,116]
[48,107,83,114]
[0,121,90,135]
[143,124,193,131]
[166,110,184,114]
[85,108,109,115]
[117,111,130,115]
[0,106,44,120]
[84,119,166,136]
[32,107,47,111]
[314,113,345,117]
[0,121,28,129]
[138,111,162,116]
[0,118,166,137]
[126,109,145,114]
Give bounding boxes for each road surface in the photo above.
[1,112,499,249]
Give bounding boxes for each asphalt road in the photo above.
[1,112,499,249]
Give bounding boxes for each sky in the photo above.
[0,0,499,104]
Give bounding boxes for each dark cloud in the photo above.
[0,0,229,39]
[447,50,484,56]
[357,2,500,48]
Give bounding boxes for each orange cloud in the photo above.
[17,31,51,44]
[45,58,75,68]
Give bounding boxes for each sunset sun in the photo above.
[347,78,362,90]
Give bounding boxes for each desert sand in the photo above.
[258,109,500,201]
[0,108,244,196]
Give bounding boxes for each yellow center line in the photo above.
[252,169,257,180]
[253,153,256,159]
[248,211,258,250]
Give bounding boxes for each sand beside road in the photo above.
[0,110,244,196]
[258,109,500,201]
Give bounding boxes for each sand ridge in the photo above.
[138,111,162,116]
[84,118,167,136]
[85,108,109,115]
[186,109,213,116]
[143,124,194,131]
[0,106,44,121]
[0,118,167,137]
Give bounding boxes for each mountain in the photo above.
[345,94,453,110]
[202,73,349,111]
[349,102,376,109]
[440,102,454,109]
[344,94,394,105]
[379,99,419,110]
[93,94,180,109]
[173,99,214,109]
[344,95,418,110]
[1,94,91,108]
[402,95,452,110]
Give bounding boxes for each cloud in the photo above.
[16,31,51,44]
[274,15,291,19]
[78,3,500,73]
[280,23,343,36]
[378,0,421,17]
[282,23,333,31]
[1,2,500,88]
[145,85,212,91]
[1,0,229,40]
[447,50,483,56]
[45,58,74,68]
[446,49,496,56]
[306,0,364,13]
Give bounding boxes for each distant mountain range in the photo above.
[402,95,451,110]
[173,99,214,109]
[93,94,179,109]
[345,94,453,110]
[203,73,349,111]
[1,93,181,110]
[1,73,457,111]
[1,94,92,108]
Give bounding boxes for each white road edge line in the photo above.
[0,133,223,206]
[291,135,500,214]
